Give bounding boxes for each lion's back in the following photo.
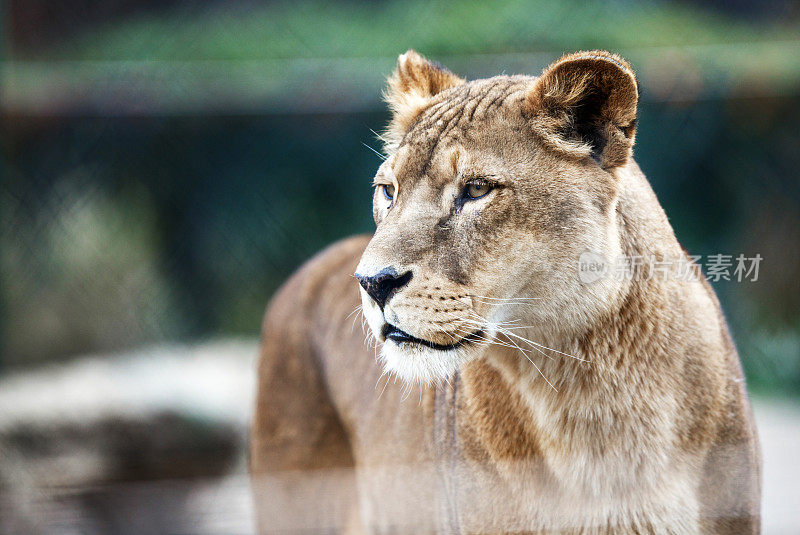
[252,234,372,474]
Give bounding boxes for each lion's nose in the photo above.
[355,268,413,311]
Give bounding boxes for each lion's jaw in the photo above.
[358,272,501,385]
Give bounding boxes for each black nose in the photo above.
[355,268,412,310]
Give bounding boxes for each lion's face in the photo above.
[356,51,639,384]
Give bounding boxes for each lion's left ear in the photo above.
[525,50,639,169]
[383,50,465,151]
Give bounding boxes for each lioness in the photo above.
[251,50,761,534]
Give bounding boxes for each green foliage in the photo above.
[35,0,799,61]
[4,1,799,395]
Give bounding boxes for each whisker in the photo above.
[362,142,387,160]
[375,370,388,390]
[377,371,390,400]
[401,381,413,402]
[452,326,507,345]
[460,309,588,363]
[361,315,369,337]
[501,330,589,362]
[369,128,390,144]
[346,305,362,320]
[500,329,559,392]
[348,305,363,333]
[473,300,537,307]
[497,330,556,362]
[468,295,541,301]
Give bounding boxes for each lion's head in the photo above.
[355,50,639,384]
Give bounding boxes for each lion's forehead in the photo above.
[392,76,532,185]
[412,75,532,137]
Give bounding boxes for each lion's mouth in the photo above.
[382,323,483,351]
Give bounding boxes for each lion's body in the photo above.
[251,51,760,534]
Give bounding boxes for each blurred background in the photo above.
[2,0,799,533]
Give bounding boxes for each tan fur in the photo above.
[383,49,465,152]
[251,51,761,534]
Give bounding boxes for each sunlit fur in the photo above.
[252,50,761,534]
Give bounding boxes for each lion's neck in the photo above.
[480,194,673,391]
[455,275,681,513]
[475,274,668,392]
[460,170,683,466]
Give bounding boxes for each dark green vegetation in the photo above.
[3,1,799,395]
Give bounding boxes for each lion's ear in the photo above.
[383,50,464,151]
[526,50,638,169]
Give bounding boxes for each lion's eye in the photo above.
[381,184,395,201]
[466,181,492,199]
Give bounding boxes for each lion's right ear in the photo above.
[525,50,639,170]
[383,50,464,151]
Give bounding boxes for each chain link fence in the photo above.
[1,1,799,532]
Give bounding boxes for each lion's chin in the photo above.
[379,339,477,385]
